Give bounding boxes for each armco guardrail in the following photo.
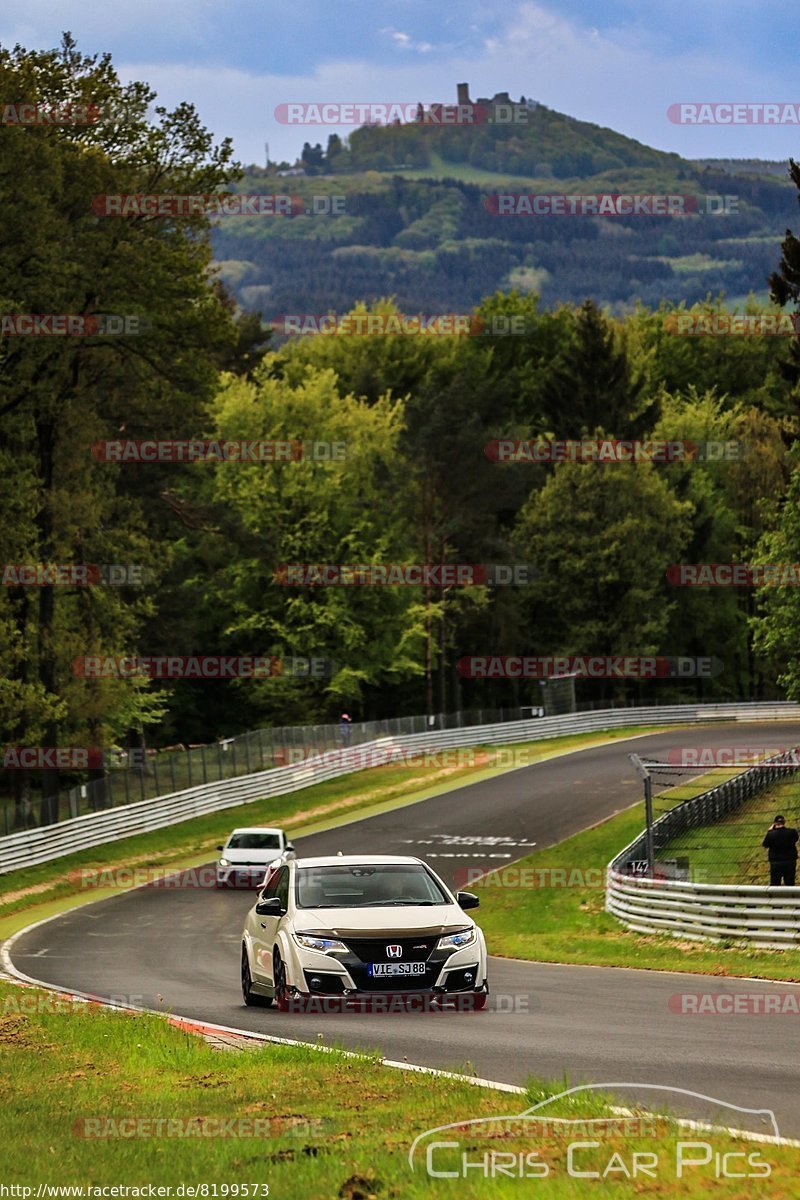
[607,745,800,948]
[3,701,800,875]
[3,703,537,833]
[606,874,800,950]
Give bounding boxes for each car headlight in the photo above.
[437,928,476,950]
[293,933,348,954]
[218,858,229,867]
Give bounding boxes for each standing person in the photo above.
[339,712,352,747]
[762,814,799,886]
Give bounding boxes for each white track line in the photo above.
[3,916,800,1146]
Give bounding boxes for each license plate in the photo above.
[368,962,426,977]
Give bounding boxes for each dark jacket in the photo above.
[762,827,799,862]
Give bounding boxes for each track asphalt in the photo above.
[10,722,800,1136]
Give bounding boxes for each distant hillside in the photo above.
[212,89,797,318]
[314,89,686,179]
[689,158,791,178]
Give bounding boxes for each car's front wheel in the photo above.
[241,945,273,1007]
[273,948,292,1012]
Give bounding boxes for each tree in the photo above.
[512,460,692,703]
[165,358,425,728]
[752,451,800,699]
[0,35,238,816]
[539,300,659,439]
[769,157,800,398]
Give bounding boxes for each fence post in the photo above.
[644,775,655,878]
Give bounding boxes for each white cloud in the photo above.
[380,28,434,54]
[8,1,798,163]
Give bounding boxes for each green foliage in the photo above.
[513,460,693,665]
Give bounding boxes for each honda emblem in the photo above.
[386,944,403,958]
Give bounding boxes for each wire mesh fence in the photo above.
[0,705,534,835]
[620,750,800,885]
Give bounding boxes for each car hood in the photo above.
[222,848,281,864]
[294,905,473,937]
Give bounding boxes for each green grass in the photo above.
[0,725,663,933]
[0,980,796,1195]
[474,768,800,980]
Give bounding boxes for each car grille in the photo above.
[340,936,437,964]
[333,936,447,992]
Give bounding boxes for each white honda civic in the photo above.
[240,854,489,1011]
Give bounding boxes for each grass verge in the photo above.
[660,771,800,885]
[0,726,662,936]
[475,770,800,980]
[0,980,796,1195]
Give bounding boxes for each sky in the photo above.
[3,0,800,167]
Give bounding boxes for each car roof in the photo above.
[291,854,426,868]
[227,827,284,836]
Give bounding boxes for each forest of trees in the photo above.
[4,38,800,813]
[213,169,795,316]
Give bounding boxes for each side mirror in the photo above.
[456,890,480,910]
[255,896,283,917]
[285,843,295,853]
[217,845,224,852]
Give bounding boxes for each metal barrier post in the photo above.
[630,754,656,878]
[644,775,655,879]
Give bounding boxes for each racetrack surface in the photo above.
[10,722,800,1136]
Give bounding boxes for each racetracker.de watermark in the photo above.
[1,101,159,127]
[0,314,148,336]
[457,866,608,889]
[666,746,800,766]
[458,863,710,888]
[73,1116,332,1140]
[79,866,263,890]
[668,102,800,124]
[71,655,335,679]
[3,746,120,770]
[90,440,346,462]
[280,745,538,771]
[269,313,528,337]
[667,563,800,586]
[281,991,534,1014]
[664,313,799,337]
[72,1117,330,1139]
[669,992,800,1014]
[1,102,102,126]
[1,563,145,587]
[456,655,722,679]
[1,990,144,1014]
[273,100,531,126]
[91,193,310,217]
[485,438,744,462]
[273,563,536,586]
[484,193,738,216]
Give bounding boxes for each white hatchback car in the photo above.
[240,854,489,1010]
[216,827,295,888]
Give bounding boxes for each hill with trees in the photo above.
[213,89,796,317]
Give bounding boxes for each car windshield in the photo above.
[295,864,449,908]
[227,833,281,850]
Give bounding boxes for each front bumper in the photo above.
[287,933,487,1000]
